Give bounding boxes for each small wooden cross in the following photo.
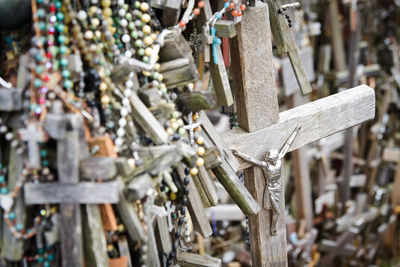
[226,3,375,265]
[165,200,176,232]
[18,122,48,169]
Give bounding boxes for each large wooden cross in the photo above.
[223,2,375,266]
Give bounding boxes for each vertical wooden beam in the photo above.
[328,0,346,72]
[231,3,287,266]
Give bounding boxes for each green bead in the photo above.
[135,1,140,8]
[128,22,135,30]
[35,53,42,61]
[142,56,149,63]
[130,31,138,39]
[38,248,44,254]
[135,39,143,47]
[44,261,50,267]
[49,46,58,56]
[58,35,66,44]
[37,9,45,18]
[38,256,44,263]
[15,223,23,231]
[34,79,42,88]
[43,160,49,167]
[125,13,132,21]
[61,69,70,78]
[137,48,145,56]
[59,45,67,55]
[123,4,129,10]
[40,149,47,157]
[37,0,44,3]
[1,187,8,194]
[64,79,73,89]
[60,58,68,67]
[56,12,64,21]
[35,66,44,74]
[0,175,5,183]
[55,1,62,9]
[39,21,46,31]
[56,23,65,33]
[161,88,167,95]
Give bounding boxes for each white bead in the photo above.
[78,10,87,21]
[115,138,123,146]
[122,34,130,43]
[185,236,191,243]
[5,132,13,141]
[84,31,94,40]
[119,118,127,127]
[11,140,18,148]
[124,89,132,97]
[125,50,132,58]
[95,30,101,39]
[119,8,126,17]
[125,80,133,88]
[0,125,7,133]
[120,107,128,117]
[120,18,128,27]
[117,128,125,137]
[122,98,130,106]
[117,0,124,6]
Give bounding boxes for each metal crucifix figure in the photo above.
[232,123,301,235]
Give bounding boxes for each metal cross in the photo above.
[165,200,176,232]
[183,112,201,145]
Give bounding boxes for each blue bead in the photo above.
[8,212,15,220]
[40,149,47,157]
[15,223,23,231]
[42,160,49,167]
[47,253,55,261]
[0,175,5,183]
[1,187,8,194]
[224,2,230,8]
[38,247,44,254]
[44,261,50,267]
[216,13,222,19]
[38,256,44,263]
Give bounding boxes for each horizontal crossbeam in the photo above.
[24,182,119,204]
[222,85,375,170]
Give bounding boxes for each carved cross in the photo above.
[18,122,47,169]
[165,200,176,232]
[225,2,375,266]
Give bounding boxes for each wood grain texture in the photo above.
[328,0,346,72]
[230,2,279,132]
[196,166,219,206]
[80,157,117,181]
[266,0,312,95]
[176,252,222,267]
[82,205,109,267]
[177,165,213,238]
[215,20,236,38]
[222,85,376,170]
[24,182,119,204]
[130,93,169,145]
[155,215,172,254]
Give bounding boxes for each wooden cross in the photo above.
[225,2,375,265]
[18,122,47,169]
[165,200,176,232]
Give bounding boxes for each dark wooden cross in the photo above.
[222,2,375,266]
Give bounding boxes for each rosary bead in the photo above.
[183,177,189,185]
[101,0,111,7]
[119,9,126,17]
[196,157,204,167]
[182,196,188,206]
[84,31,94,40]
[184,187,189,195]
[190,167,198,176]
[196,136,204,145]
[142,25,151,34]
[180,207,186,215]
[92,18,100,27]
[197,147,205,156]
[141,14,151,23]
[174,231,180,238]
[140,2,149,12]
[103,7,112,17]
[122,34,131,43]
[143,36,153,46]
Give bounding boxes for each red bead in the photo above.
[232,10,238,16]
[179,21,186,28]
[46,52,52,58]
[229,2,235,9]
[237,10,242,16]
[198,1,204,8]
[193,8,200,16]
[42,75,49,82]
[240,4,246,11]
[49,4,56,13]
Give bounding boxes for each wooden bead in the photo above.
[190,167,198,176]
[141,14,151,23]
[196,158,204,167]
[144,36,153,46]
[101,94,110,105]
[196,136,204,145]
[197,147,205,156]
[140,2,149,12]
[142,25,151,34]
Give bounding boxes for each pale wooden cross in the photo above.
[18,122,47,169]
[225,2,375,266]
[165,200,176,232]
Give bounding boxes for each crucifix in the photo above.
[18,122,48,169]
[232,123,301,235]
[165,200,176,232]
[226,2,375,265]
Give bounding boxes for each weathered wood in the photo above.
[195,166,218,206]
[222,85,376,170]
[177,91,214,113]
[24,182,119,204]
[124,174,154,201]
[138,88,162,107]
[207,204,245,221]
[215,20,236,38]
[115,178,145,241]
[199,111,240,172]
[82,204,109,267]
[80,157,117,181]
[230,2,279,132]
[0,88,22,111]
[177,164,212,237]
[176,252,222,267]
[57,114,84,267]
[328,0,346,72]
[88,134,117,158]
[162,0,181,26]
[1,145,24,261]
[155,215,172,254]
[266,0,312,95]
[204,147,223,170]
[130,93,169,145]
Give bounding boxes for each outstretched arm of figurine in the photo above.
[231,149,267,168]
[278,123,302,159]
